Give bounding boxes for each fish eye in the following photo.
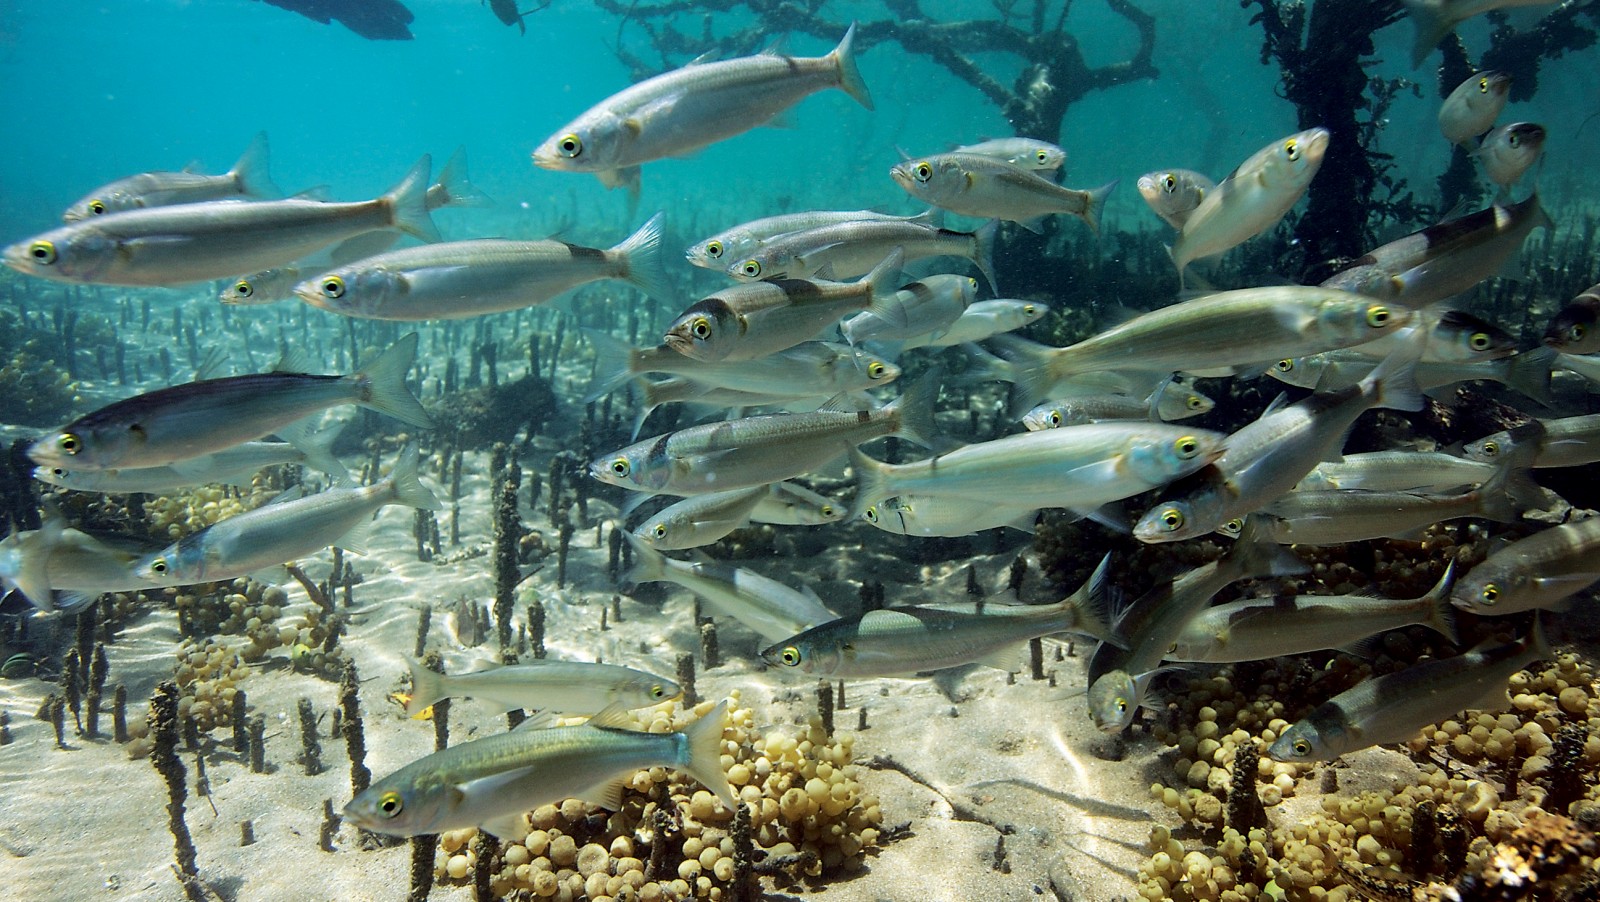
[88,199,106,215]
[58,433,81,455]
[1036,150,1049,163]
[863,507,879,524]
[320,276,346,299]
[1508,133,1521,148]
[1174,436,1200,459]
[1481,440,1499,457]
[1186,395,1204,410]
[1469,331,1492,351]
[652,524,667,539]
[913,162,933,182]
[1569,324,1587,341]
[1292,738,1312,757]
[1478,77,1490,93]
[378,790,404,817]
[705,240,724,258]
[739,260,762,278]
[820,505,835,518]
[234,280,254,297]
[1048,410,1062,427]
[867,361,887,379]
[1284,139,1300,161]
[778,646,802,667]
[150,558,168,574]
[609,458,630,477]
[1481,583,1500,605]
[558,133,583,158]
[51,468,65,477]
[28,241,57,265]
[1365,306,1391,328]
[690,317,711,340]
[1159,508,1184,530]
[1023,305,1036,315]
[1275,359,1295,372]
[1114,697,1128,713]
[649,684,667,699]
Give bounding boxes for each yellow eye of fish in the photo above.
[690,317,711,340]
[150,558,168,574]
[1275,359,1295,372]
[1048,411,1062,427]
[1478,77,1490,93]
[820,505,835,517]
[1114,698,1128,713]
[1481,441,1499,457]
[653,524,667,539]
[1163,174,1176,191]
[1174,437,1200,459]
[863,507,879,524]
[1481,584,1500,605]
[89,199,107,215]
[649,684,666,699]
[867,362,886,379]
[58,433,81,455]
[1186,395,1204,410]
[913,162,933,182]
[1365,306,1391,328]
[1469,331,1491,351]
[234,281,253,297]
[609,458,630,477]
[705,240,724,258]
[1284,139,1300,161]
[1160,508,1184,530]
[378,791,404,817]
[28,241,57,265]
[320,276,346,299]
[558,134,583,157]
[1023,305,1036,315]
[1292,738,1312,756]
[779,646,802,666]
[740,260,762,278]
[1036,150,1049,163]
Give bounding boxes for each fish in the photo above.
[1169,128,1329,284]
[1344,307,1517,364]
[1167,562,1459,664]
[684,209,924,272]
[1401,0,1560,67]
[592,373,937,497]
[401,658,680,718]
[1556,352,1600,389]
[1087,518,1303,732]
[1021,379,1216,430]
[748,482,845,527]
[1475,122,1546,201]
[860,495,1038,538]
[1267,620,1550,762]
[1320,194,1553,307]
[5,157,440,287]
[1137,169,1215,230]
[532,25,871,194]
[761,554,1121,677]
[622,532,836,642]
[633,486,770,550]
[33,419,350,493]
[1543,283,1600,354]
[724,216,998,292]
[296,213,668,321]
[29,333,431,471]
[1451,516,1600,616]
[1267,346,1554,404]
[1438,71,1511,146]
[848,420,1226,516]
[1294,450,1498,493]
[953,137,1067,172]
[344,701,735,838]
[840,274,978,345]
[62,132,282,222]
[131,445,440,586]
[986,286,1412,412]
[258,0,416,41]
[1133,349,1424,544]
[1465,413,1600,469]
[583,331,900,405]
[890,152,1114,234]
[0,507,168,612]
[663,251,906,362]
[900,299,1048,349]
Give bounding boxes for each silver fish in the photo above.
[62,132,281,222]
[762,555,1120,677]
[1137,169,1215,230]
[724,216,997,291]
[1021,379,1215,430]
[1294,450,1497,493]
[297,214,667,320]
[1344,307,1516,364]
[402,658,680,718]
[345,701,735,838]
[623,532,835,642]
[1556,352,1600,388]
[29,333,431,471]
[584,332,899,404]
[900,298,1048,349]
[890,151,1114,234]
[1451,516,1600,616]
[1169,128,1329,284]
[685,209,923,272]
[1465,413,1600,469]
[1268,621,1549,762]
[0,509,167,612]
[33,420,349,493]
[749,482,845,526]
[132,446,440,586]
[1402,0,1559,67]
[532,26,871,194]
[6,157,440,287]
[861,495,1037,538]
[633,486,769,550]
[953,137,1066,172]
[840,274,978,345]
[1438,71,1511,145]
[1475,122,1546,201]
[1267,346,1554,404]
[1543,283,1600,354]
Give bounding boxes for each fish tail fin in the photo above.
[830,23,873,111]
[1060,552,1127,648]
[1419,561,1461,645]
[433,145,493,209]
[611,212,669,301]
[1401,0,1449,68]
[1528,611,1551,662]
[1167,243,1187,290]
[955,341,1016,385]
[581,328,641,403]
[1363,346,1425,412]
[230,131,282,199]
[383,155,443,243]
[385,445,442,511]
[1503,347,1555,406]
[986,334,1058,415]
[1489,420,1547,514]
[1081,180,1117,236]
[972,220,1000,294]
[275,417,351,486]
[353,332,434,428]
[861,248,907,327]
[403,657,447,718]
[680,700,738,811]
[9,513,66,611]
[886,368,940,449]
[620,530,667,585]
[846,446,894,519]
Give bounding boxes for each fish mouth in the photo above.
[888,168,913,189]
[530,147,567,171]
[662,331,694,355]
